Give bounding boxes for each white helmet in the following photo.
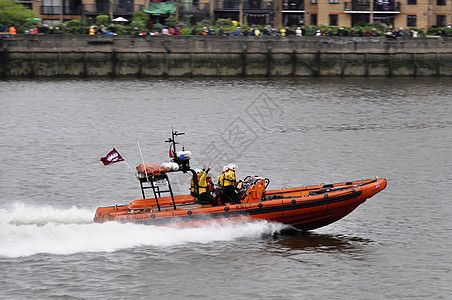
[228,163,237,171]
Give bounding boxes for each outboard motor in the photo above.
[239,176,270,203]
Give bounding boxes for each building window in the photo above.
[436,0,446,5]
[310,14,317,25]
[329,0,339,3]
[437,15,446,26]
[407,0,416,4]
[329,14,338,26]
[407,15,417,27]
[41,0,61,14]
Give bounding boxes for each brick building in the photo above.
[17,0,452,30]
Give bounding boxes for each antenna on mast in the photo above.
[165,128,190,171]
[166,128,185,157]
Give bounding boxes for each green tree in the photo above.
[64,20,90,34]
[0,0,35,25]
[132,11,149,23]
[129,10,149,30]
[95,15,110,26]
[164,15,178,28]
[216,18,233,27]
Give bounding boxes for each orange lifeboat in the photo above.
[94,175,387,230]
[94,130,387,230]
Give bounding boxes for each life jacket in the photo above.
[191,169,209,195]
[218,169,236,187]
[9,27,16,34]
[191,172,202,194]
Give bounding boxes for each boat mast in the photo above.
[166,128,184,159]
[165,129,199,197]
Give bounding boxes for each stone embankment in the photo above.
[1,35,452,78]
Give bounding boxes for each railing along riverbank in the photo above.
[1,35,452,78]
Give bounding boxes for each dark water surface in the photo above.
[1,78,451,299]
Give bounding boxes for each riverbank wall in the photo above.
[1,35,452,78]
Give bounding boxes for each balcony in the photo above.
[41,6,83,15]
[17,0,32,9]
[244,0,273,10]
[344,1,400,12]
[215,0,239,10]
[180,0,210,13]
[41,4,144,16]
[83,3,144,15]
[282,1,304,11]
[215,0,273,11]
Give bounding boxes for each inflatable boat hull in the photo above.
[94,178,387,231]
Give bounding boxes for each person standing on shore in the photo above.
[280,27,286,36]
[296,27,302,37]
[254,27,261,36]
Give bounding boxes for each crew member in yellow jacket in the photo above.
[191,163,217,206]
[218,164,240,205]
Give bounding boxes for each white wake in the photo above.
[0,203,287,258]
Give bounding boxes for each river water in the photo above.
[0,78,451,299]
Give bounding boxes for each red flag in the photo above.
[169,144,174,158]
[100,148,124,165]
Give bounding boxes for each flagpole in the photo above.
[123,160,135,175]
[118,152,137,178]
[137,139,149,181]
